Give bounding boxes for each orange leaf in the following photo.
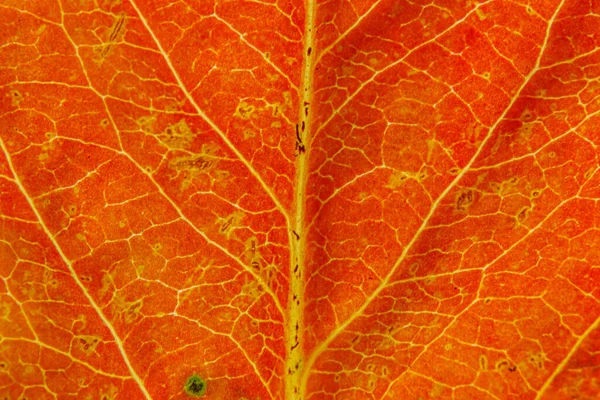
[1,0,599,399]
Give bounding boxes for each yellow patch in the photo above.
[218,211,245,239]
[158,119,194,149]
[235,101,256,119]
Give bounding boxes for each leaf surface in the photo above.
[1,0,599,399]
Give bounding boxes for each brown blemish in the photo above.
[9,90,23,107]
[516,207,530,223]
[66,204,77,217]
[98,13,127,59]
[219,211,245,239]
[456,189,474,211]
[77,335,101,353]
[169,143,221,190]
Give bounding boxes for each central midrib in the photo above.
[287,0,317,398]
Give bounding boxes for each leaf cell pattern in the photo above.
[0,0,599,399]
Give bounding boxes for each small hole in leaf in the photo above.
[184,374,207,397]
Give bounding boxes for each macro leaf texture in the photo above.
[1,0,600,399]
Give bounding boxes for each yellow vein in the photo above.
[2,337,131,379]
[315,0,386,65]
[312,0,491,145]
[0,138,152,399]
[214,14,299,91]
[301,0,567,390]
[290,0,316,397]
[535,315,600,399]
[128,0,290,224]
[55,11,285,317]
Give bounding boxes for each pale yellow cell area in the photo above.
[476,8,488,20]
[430,382,445,397]
[137,115,156,133]
[407,68,420,77]
[245,236,260,264]
[261,262,278,286]
[98,274,114,298]
[99,384,118,400]
[341,65,354,77]
[241,277,263,299]
[134,264,145,275]
[242,129,256,140]
[235,101,256,119]
[521,108,534,122]
[112,294,143,324]
[455,189,474,211]
[169,143,221,190]
[94,13,127,61]
[266,91,293,118]
[218,211,245,239]
[9,90,23,107]
[284,55,296,65]
[479,354,489,370]
[0,302,11,320]
[526,352,546,370]
[76,335,102,354]
[426,139,436,162]
[43,270,59,289]
[266,72,279,82]
[495,358,514,371]
[35,24,47,35]
[158,119,194,149]
[466,123,486,143]
[515,206,531,225]
[386,170,428,189]
[66,204,77,217]
[213,170,231,181]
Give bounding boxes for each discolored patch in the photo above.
[218,211,245,239]
[137,115,157,133]
[113,294,143,324]
[169,143,221,190]
[184,374,207,397]
[235,101,256,119]
[455,189,474,211]
[95,13,127,60]
[76,335,101,354]
[158,119,195,149]
[8,90,23,107]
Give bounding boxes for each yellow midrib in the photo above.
[287,0,316,398]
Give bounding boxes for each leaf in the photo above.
[0,0,599,399]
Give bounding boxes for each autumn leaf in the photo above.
[1,0,599,399]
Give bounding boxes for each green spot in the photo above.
[184,375,207,397]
